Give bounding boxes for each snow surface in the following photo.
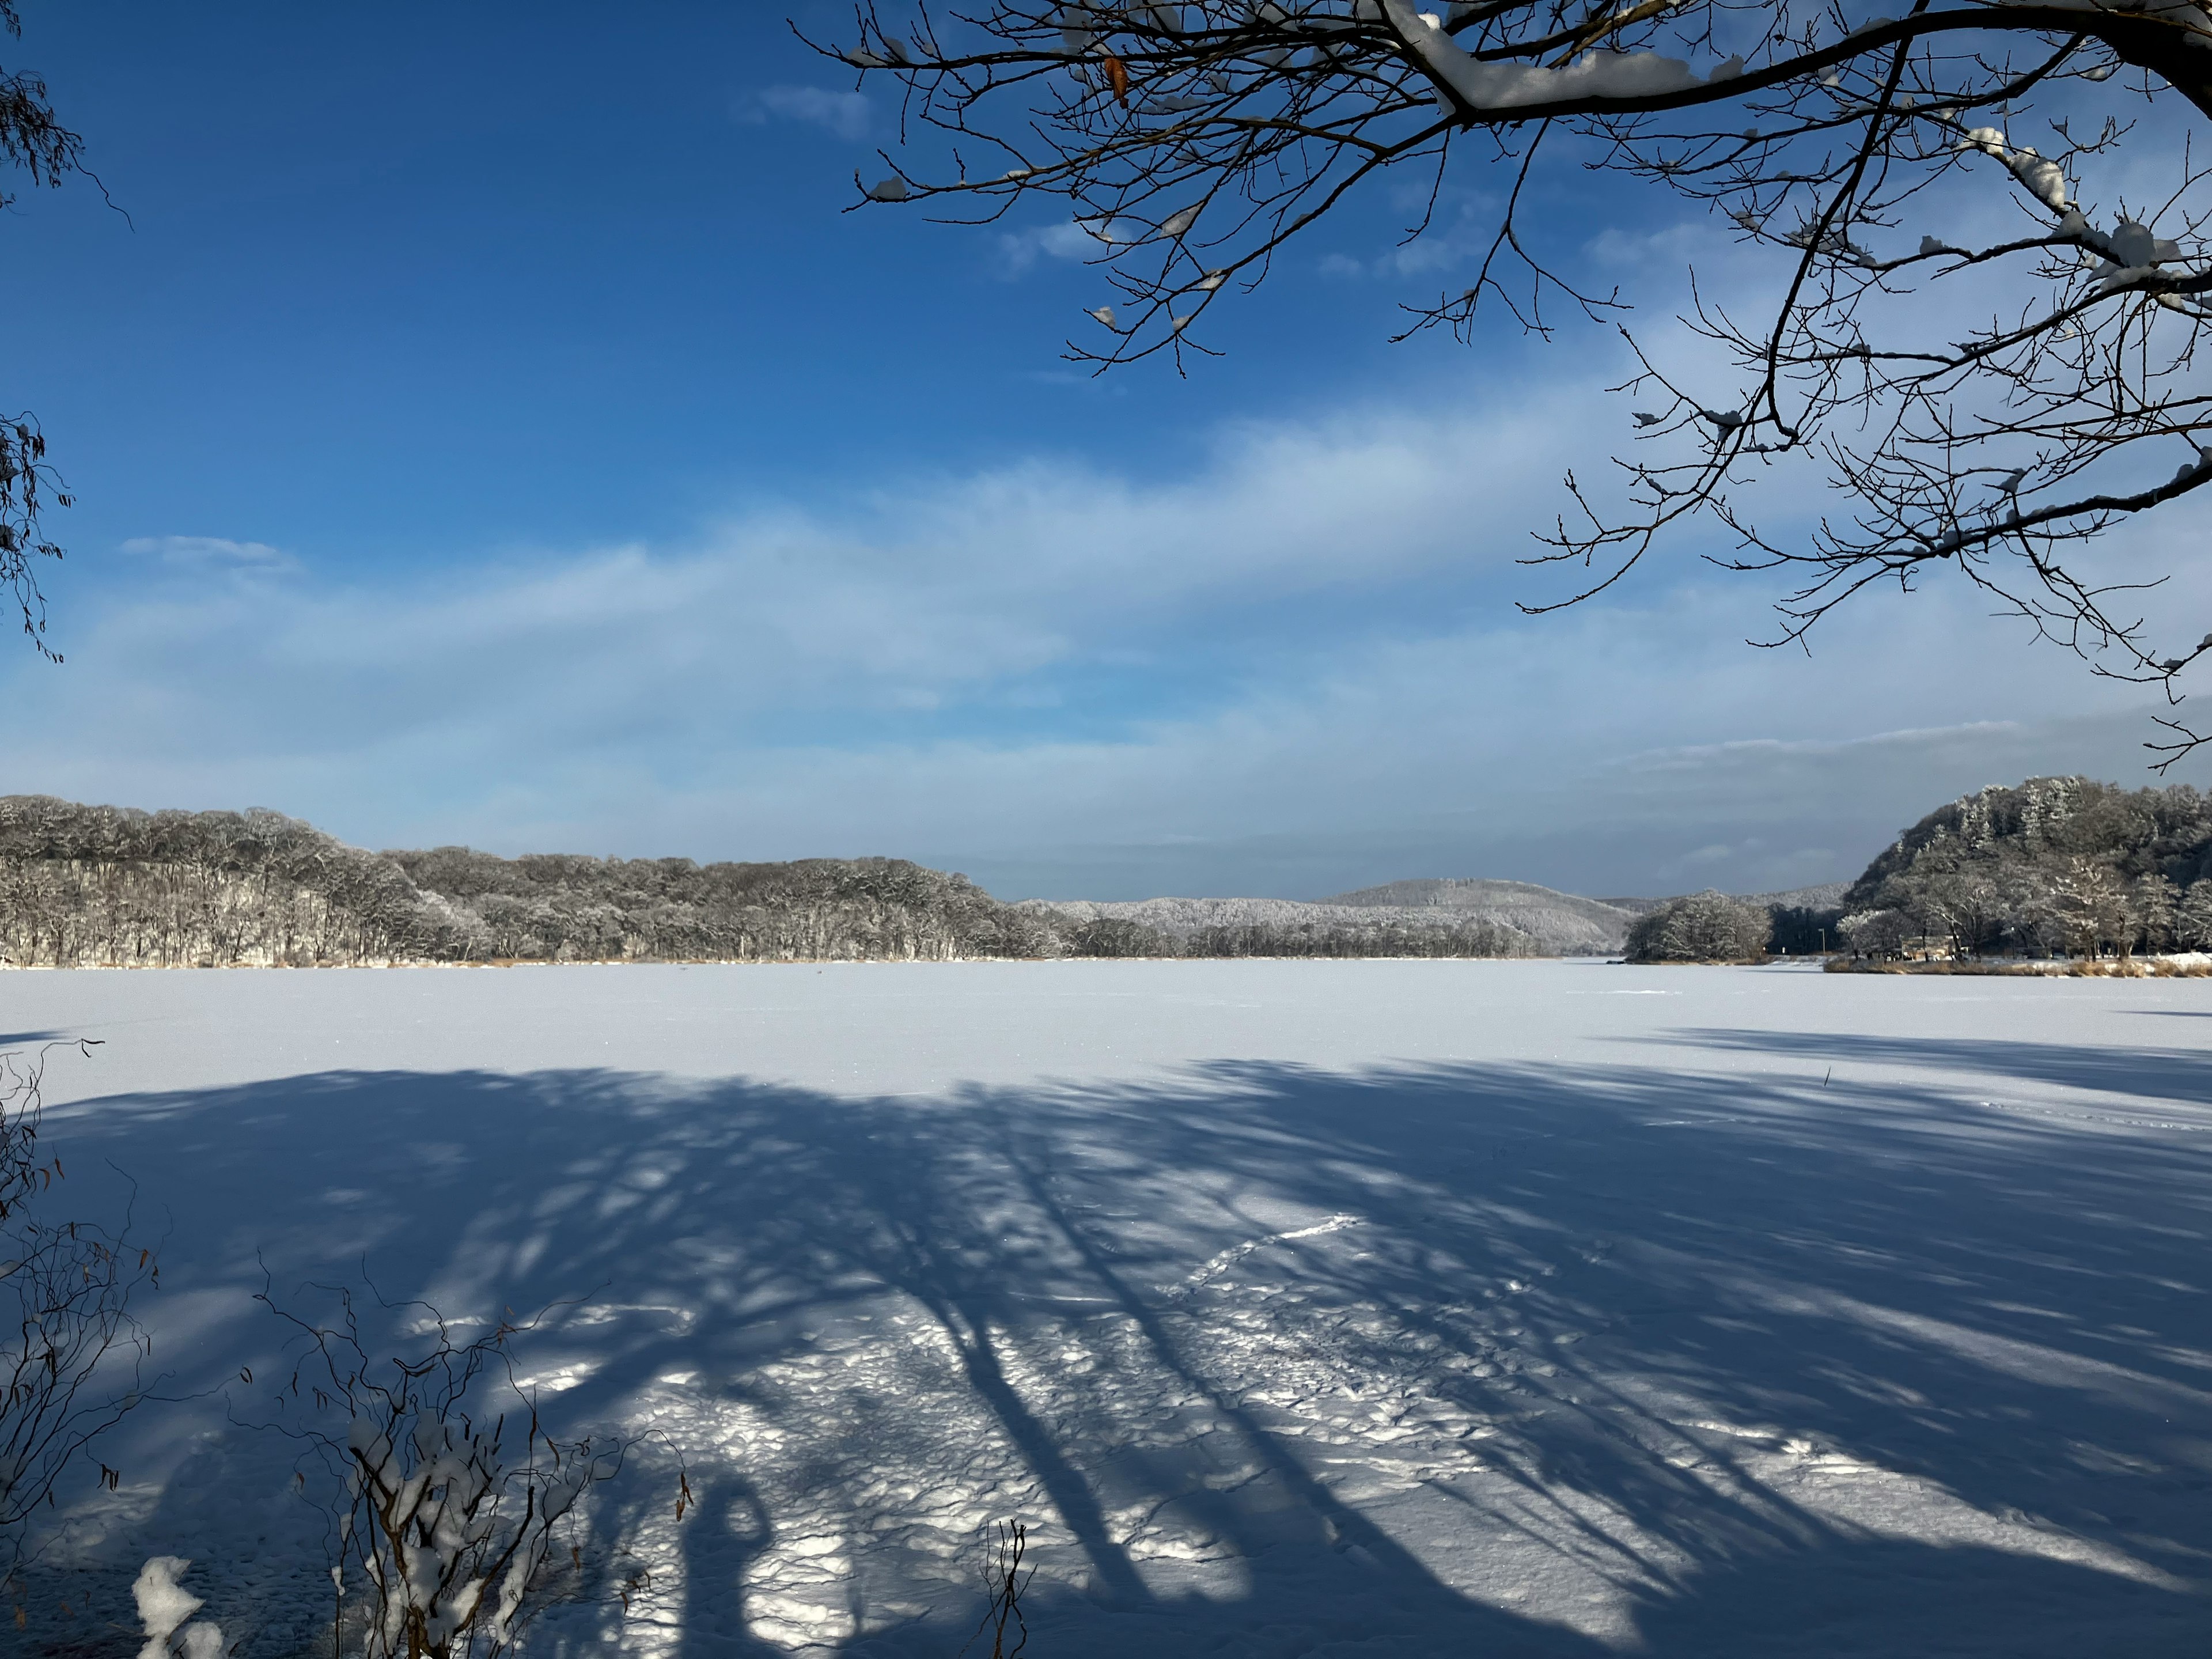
[1,959,2208,1656]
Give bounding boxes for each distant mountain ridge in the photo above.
[1032,878,1637,956]
[1599,882,1850,916]
[1324,878,1640,953]
[1033,876,1858,959]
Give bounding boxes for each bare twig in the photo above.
[0,1039,154,1587]
[257,1276,687,1659]
[961,1519,1033,1659]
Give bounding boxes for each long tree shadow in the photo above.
[20,1045,2211,1657]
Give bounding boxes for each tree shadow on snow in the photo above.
[23,1040,2212,1657]
[1662,1025,2212,1107]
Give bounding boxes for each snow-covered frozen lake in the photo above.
[3,959,2208,1657]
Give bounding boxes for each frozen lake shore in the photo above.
[1,960,2207,1656]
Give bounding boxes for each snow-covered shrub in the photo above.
[1623,892,1771,963]
[261,1285,687,1658]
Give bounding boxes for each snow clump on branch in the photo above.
[132,1557,223,1659]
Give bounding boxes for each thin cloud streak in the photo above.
[738,84,873,141]
[119,536,297,574]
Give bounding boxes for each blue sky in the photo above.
[2,1,2203,899]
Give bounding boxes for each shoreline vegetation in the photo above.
[1630,775,2212,968]
[1,796,1563,969]
[1824,952,2212,976]
[0,955,1589,972]
[12,772,2212,973]
[1827,775,2212,963]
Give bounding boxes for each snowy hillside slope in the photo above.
[1750,880,1851,910]
[1596,881,1850,916]
[1036,879,1627,955]
[1015,895,1541,956]
[1843,775,2212,911]
[1324,877,1638,952]
[0,961,2204,1658]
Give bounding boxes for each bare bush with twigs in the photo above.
[0,1039,154,1601]
[964,1519,1035,1659]
[257,1281,690,1659]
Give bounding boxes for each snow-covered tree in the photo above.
[2051,853,2127,952]
[1625,889,1771,959]
[1887,850,2005,955]
[2176,874,2212,943]
[1839,904,1912,956]
[2128,869,2179,949]
[833,2,2212,754]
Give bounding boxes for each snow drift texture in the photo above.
[5,960,2207,1656]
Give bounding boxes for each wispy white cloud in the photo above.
[737,84,872,142]
[120,535,296,573]
[995,219,1106,276]
[1621,721,2028,772]
[1307,186,1517,281]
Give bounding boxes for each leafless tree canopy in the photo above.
[0,2,82,660]
[821,0,2212,756]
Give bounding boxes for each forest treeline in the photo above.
[1835,776,2212,960]
[0,797,1540,967]
[13,777,2199,969]
[1627,777,2212,962]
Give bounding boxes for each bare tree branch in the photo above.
[0,3,85,660]
[820,0,2212,763]
[0,1039,155,1592]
